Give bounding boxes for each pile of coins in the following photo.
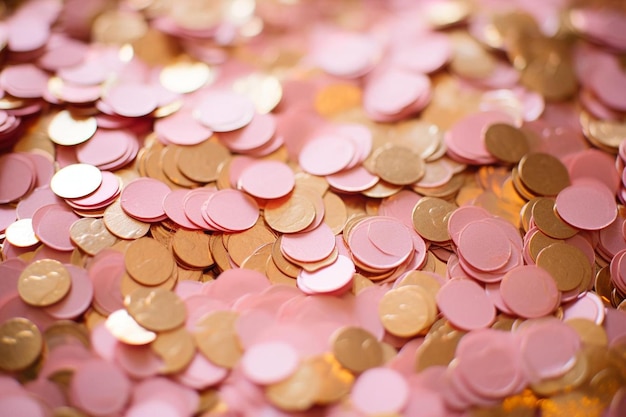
[0,0,626,416]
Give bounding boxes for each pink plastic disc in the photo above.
[457,220,512,272]
[0,153,35,204]
[555,180,617,230]
[499,265,560,319]
[241,341,299,385]
[43,265,93,319]
[299,135,356,176]
[70,359,131,416]
[120,177,171,222]
[195,90,255,132]
[436,278,496,331]
[350,367,410,415]
[281,223,336,263]
[76,129,134,168]
[297,255,355,294]
[218,113,276,152]
[203,189,259,232]
[238,160,295,200]
[104,83,158,117]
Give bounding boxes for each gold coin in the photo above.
[518,153,570,196]
[18,259,72,307]
[171,229,214,269]
[160,146,202,188]
[125,287,186,332]
[264,191,316,233]
[362,179,403,198]
[103,199,150,240]
[484,123,530,164]
[193,310,242,369]
[210,234,232,272]
[177,140,230,183]
[240,243,273,274]
[396,270,442,299]
[322,191,348,235]
[232,72,283,114]
[44,320,90,350]
[594,266,614,307]
[528,230,562,263]
[565,318,608,347]
[92,9,148,45]
[531,354,589,397]
[265,256,298,287]
[151,326,196,374]
[415,328,465,372]
[160,60,214,94]
[70,218,118,256]
[47,110,97,146]
[531,197,577,239]
[372,145,425,185]
[226,222,276,266]
[266,359,322,412]
[314,83,362,118]
[331,326,383,373]
[378,285,436,337]
[536,242,591,292]
[309,354,354,404]
[124,237,175,286]
[412,196,457,242]
[0,317,43,372]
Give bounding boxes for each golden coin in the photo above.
[18,259,72,307]
[240,243,273,274]
[412,196,457,242]
[124,237,175,286]
[331,326,383,373]
[536,242,591,292]
[226,222,276,266]
[586,111,626,151]
[484,123,529,164]
[171,229,214,269]
[103,199,150,240]
[193,310,242,369]
[160,60,214,94]
[232,72,283,114]
[294,172,329,197]
[351,273,375,294]
[151,326,196,374]
[70,218,118,256]
[309,354,354,404]
[264,191,316,233]
[0,317,43,372]
[449,31,496,79]
[518,153,570,196]
[160,146,202,188]
[378,286,436,337]
[594,266,614,307]
[396,270,442,299]
[314,83,362,118]
[372,145,425,185]
[266,359,321,412]
[125,287,186,332]
[292,247,338,273]
[5,218,39,247]
[120,267,178,298]
[104,309,157,345]
[210,234,232,272]
[177,140,230,183]
[177,266,203,281]
[528,230,562,263]
[415,328,465,372]
[92,9,148,45]
[531,355,589,398]
[322,191,348,235]
[413,172,466,199]
[531,197,578,239]
[265,256,298,287]
[565,318,608,347]
[361,179,403,198]
[47,110,97,146]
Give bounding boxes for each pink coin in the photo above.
[588,60,626,111]
[392,32,451,74]
[66,171,120,209]
[555,180,617,230]
[174,353,228,389]
[38,34,88,70]
[519,319,581,381]
[348,217,413,270]
[454,329,523,399]
[241,341,299,385]
[561,292,605,325]
[281,223,336,263]
[218,112,276,152]
[19,153,54,189]
[297,255,355,294]
[447,206,491,246]
[499,265,560,319]
[313,31,379,78]
[0,393,48,417]
[195,90,255,132]
[326,166,379,193]
[0,153,35,204]
[43,265,93,319]
[203,189,259,232]
[132,377,199,417]
[7,16,50,52]
[70,359,131,416]
[16,186,62,219]
[104,83,158,117]
[154,108,213,146]
[0,204,16,232]
[298,135,356,176]
[436,278,496,331]
[238,160,295,199]
[363,67,431,115]
[568,149,620,193]
[33,204,80,251]
[115,343,162,379]
[182,188,218,230]
[0,64,48,98]
[163,189,201,229]
[207,268,270,306]
[120,177,171,222]
[126,401,180,417]
[457,220,512,272]
[76,129,134,167]
[350,367,409,415]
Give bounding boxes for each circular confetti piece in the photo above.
[120,177,171,222]
[436,278,496,331]
[47,110,97,146]
[350,367,410,415]
[241,341,299,385]
[457,220,512,272]
[238,160,295,199]
[17,259,71,307]
[125,287,186,332]
[43,265,93,320]
[378,285,436,337]
[555,180,617,230]
[218,112,276,153]
[50,163,102,199]
[299,135,356,176]
[70,359,131,416]
[5,218,39,247]
[203,189,259,232]
[0,154,35,204]
[0,318,43,372]
[331,326,383,373]
[195,90,255,132]
[499,265,560,319]
[104,83,158,117]
[105,309,156,346]
[281,223,335,263]
[297,255,355,294]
